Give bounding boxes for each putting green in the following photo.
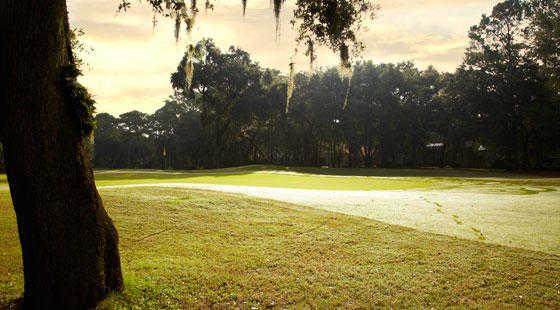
[92,166,560,193]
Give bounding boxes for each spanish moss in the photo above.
[152,12,158,32]
[339,43,351,71]
[184,44,195,89]
[342,75,351,110]
[189,0,198,28]
[174,13,181,41]
[205,0,214,11]
[286,61,295,113]
[185,15,195,34]
[273,0,284,40]
[305,38,317,68]
[339,43,352,109]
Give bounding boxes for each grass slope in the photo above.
[1,187,559,309]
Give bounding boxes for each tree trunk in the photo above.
[0,1,123,309]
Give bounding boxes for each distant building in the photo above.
[424,142,445,166]
[426,142,444,148]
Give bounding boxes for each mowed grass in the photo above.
[1,166,559,192]
[92,165,560,192]
[94,171,435,191]
[1,187,559,308]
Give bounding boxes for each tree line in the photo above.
[93,0,559,170]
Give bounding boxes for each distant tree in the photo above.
[527,0,560,167]
[150,98,189,169]
[527,0,560,88]
[173,109,207,168]
[171,39,264,167]
[462,0,547,169]
[94,113,123,168]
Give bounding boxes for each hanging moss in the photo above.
[273,0,284,39]
[174,14,181,41]
[61,64,96,137]
[339,43,352,76]
[184,44,195,88]
[286,61,295,113]
[342,76,352,110]
[152,12,158,31]
[242,0,247,15]
[304,38,317,68]
[338,43,352,109]
[185,15,195,34]
[184,4,198,35]
[183,43,206,90]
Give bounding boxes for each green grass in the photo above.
[1,187,559,308]
[92,165,560,192]
[95,171,437,191]
[1,166,559,192]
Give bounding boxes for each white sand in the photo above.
[99,183,560,255]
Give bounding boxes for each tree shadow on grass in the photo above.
[0,297,23,310]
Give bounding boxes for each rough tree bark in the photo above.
[0,1,123,309]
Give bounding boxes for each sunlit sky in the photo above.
[68,0,500,115]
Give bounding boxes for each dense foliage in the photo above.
[93,0,559,170]
[0,145,4,172]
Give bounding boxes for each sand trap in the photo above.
[99,183,560,255]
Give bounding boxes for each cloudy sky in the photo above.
[68,0,500,115]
